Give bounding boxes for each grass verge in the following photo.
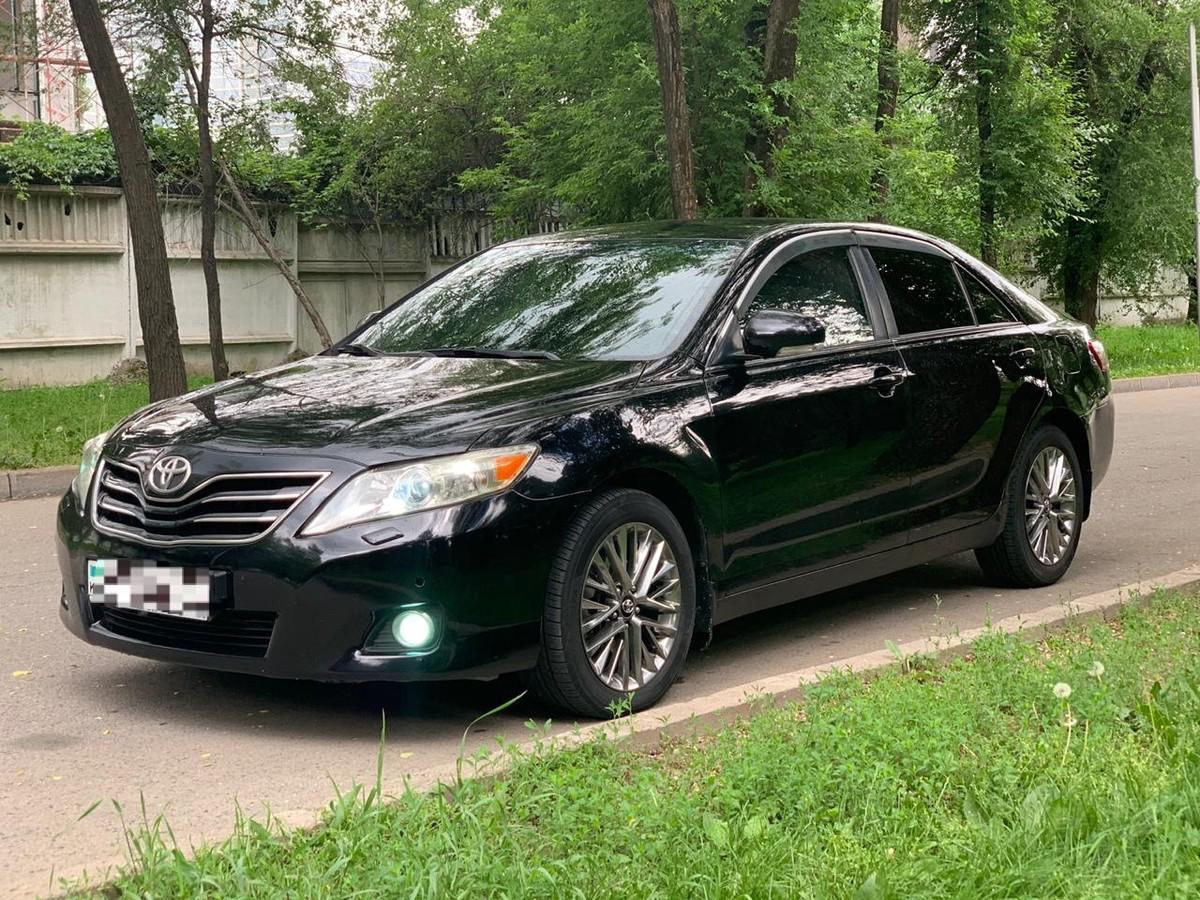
[71,587,1200,898]
[1098,322,1200,379]
[0,378,208,470]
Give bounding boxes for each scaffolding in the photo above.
[1,0,99,132]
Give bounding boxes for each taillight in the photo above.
[1087,337,1109,374]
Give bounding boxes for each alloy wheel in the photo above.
[579,522,682,692]
[1024,446,1078,566]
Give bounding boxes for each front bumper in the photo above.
[56,486,583,682]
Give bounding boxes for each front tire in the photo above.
[976,423,1084,587]
[527,489,696,718]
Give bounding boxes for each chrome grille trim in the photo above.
[91,459,330,547]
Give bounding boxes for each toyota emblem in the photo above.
[146,455,192,494]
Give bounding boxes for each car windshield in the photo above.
[354,238,743,361]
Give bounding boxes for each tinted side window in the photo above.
[958,265,1016,324]
[746,247,874,348]
[870,247,974,334]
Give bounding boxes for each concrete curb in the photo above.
[1,465,74,502]
[1112,372,1200,393]
[29,565,1200,898]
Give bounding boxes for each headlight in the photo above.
[72,431,109,505]
[301,444,539,536]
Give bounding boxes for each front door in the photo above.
[697,240,914,596]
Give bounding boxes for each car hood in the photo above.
[111,355,644,464]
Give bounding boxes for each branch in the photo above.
[218,162,334,349]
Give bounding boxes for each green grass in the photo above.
[0,378,208,470]
[71,588,1200,898]
[1098,322,1200,379]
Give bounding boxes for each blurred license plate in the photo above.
[87,559,211,620]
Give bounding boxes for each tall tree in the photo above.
[185,0,228,379]
[974,0,998,265]
[743,0,801,215]
[646,0,699,220]
[114,0,344,355]
[1044,0,1195,328]
[870,0,900,217]
[68,0,187,400]
[915,0,1082,267]
[148,0,229,380]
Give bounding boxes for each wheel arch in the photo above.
[1037,406,1093,520]
[599,467,717,641]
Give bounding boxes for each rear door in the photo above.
[857,234,1045,541]
[696,234,913,595]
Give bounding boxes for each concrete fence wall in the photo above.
[0,185,494,387]
[0,184,1188,387]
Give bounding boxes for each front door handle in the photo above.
[1010,347,1038,364]
[868,367,908,398]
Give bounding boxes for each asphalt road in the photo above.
[3,386,1199,897]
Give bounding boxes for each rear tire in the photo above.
[976,423,1084,587]
[526,489,696,718]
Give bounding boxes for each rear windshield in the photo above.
[356,239,742,361]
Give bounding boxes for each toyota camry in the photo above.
[57,221,1114,717]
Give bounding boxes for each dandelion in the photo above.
[1088,661,1105,679]
[1062,711,1077,728]
[54,425,63,433]
[98,393,105,400]
[1053,682,1072,700]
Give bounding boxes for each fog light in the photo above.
[391,609,437,649]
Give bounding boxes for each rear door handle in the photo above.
[868,367,908,397]
[1010,347,1038,363]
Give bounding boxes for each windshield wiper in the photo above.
[332,343,386,357]
[417,346,561,361]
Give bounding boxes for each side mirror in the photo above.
[356,310,382,329]
[742,310,826,358]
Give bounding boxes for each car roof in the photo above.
[504,219,949,249]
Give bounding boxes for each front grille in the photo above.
[92,459,327,546]
[94,606,276,657]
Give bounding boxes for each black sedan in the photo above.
[57,221,1114,717]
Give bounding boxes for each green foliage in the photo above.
[76,588,1200,897]
[749,0,880,220]
[6,0,1200,303]
[0,122,118,196]
[907,0,1088,262]
[459,0,677,225]
[1039,0,1200,302]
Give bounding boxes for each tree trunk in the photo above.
[219,165,334,349]
[68,0,187,400]
[1062,217,1101,328]
[1063,269,1100,329]
[196,0,229,381]
[870,0,900,219]
[375,215,387,310]
[743,0,801,216]
[976,0,998,266]
[1187,270,1198,325]
[646,0,699,220]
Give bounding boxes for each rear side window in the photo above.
[870,247,974,334]
[958,265,1017,324]
[747,246,875,348]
